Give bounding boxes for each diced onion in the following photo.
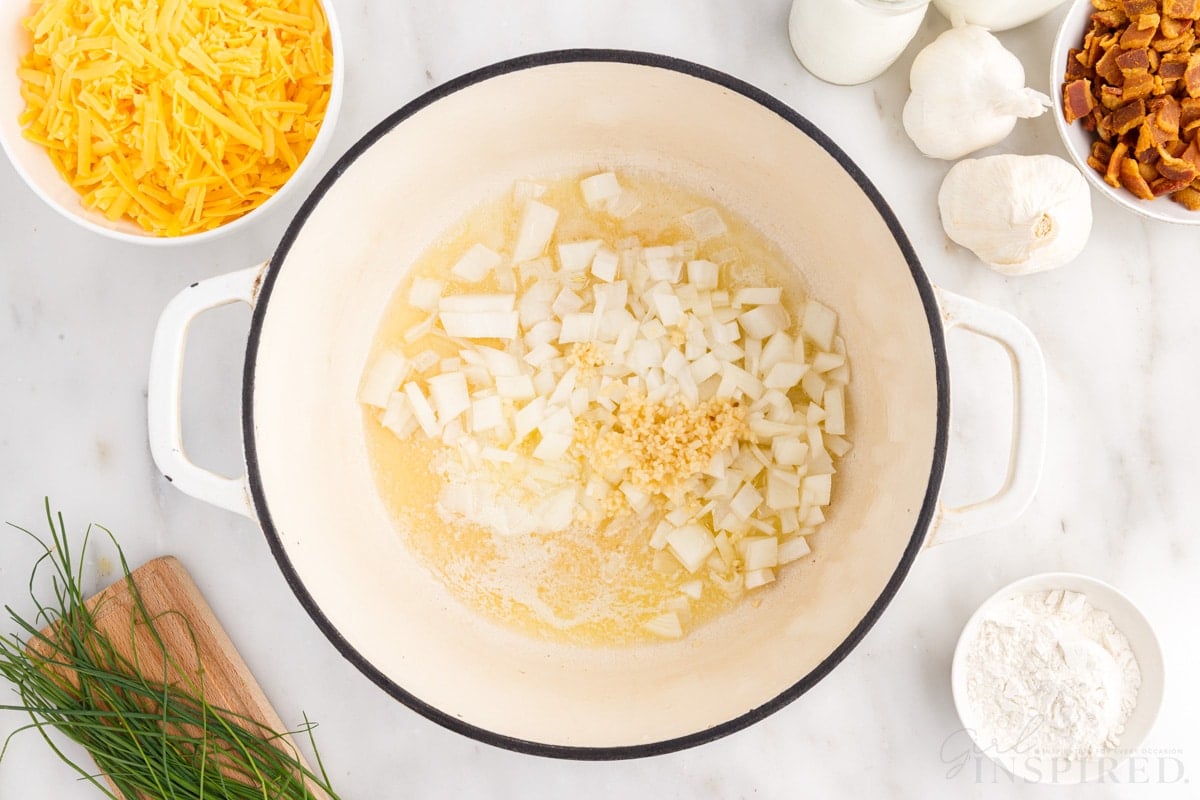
[451,243,502,282]
[513,200,559,263]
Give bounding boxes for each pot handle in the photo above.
[926,288,1047,547]
[147,265,265,519]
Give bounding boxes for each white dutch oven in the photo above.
[147,52,1047,758]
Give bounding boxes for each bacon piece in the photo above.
[1160,52,1191,80]
[1156,147,1200,182]
[1096,44,1126,84]
[1121,69,1156,101]
[1186,53,1200,97]
[1105,141,1131,187]
[1121,0,1157,15]
[1094,8,1130,27]
[1152,29,1195,52]
[1120,16,1159,48]
[1181,139,1200,171]
[1151,95,1182,139]
[1120,156,1157,198]
[1063,79,1097,123]
[1172,187,1200,210]
[1066,48,1090,80]
[1112,98,1147,134]
[1116,47,1151,72]
[1163,0,1200,19]
[1150,176,1193,195]
[1181,97,1200,131]
[1160,16,1194,38]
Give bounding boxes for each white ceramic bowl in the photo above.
[951,572,1165,784]
[1050,0,1200,225]
[0,0,345,245]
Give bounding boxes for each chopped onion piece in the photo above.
[763,361,808,391]
[738,305,788,340]
[558,312,596,344]
[733,287,783,306]
[580,172,622,210]
[381,392,416,437]
[772,436,809,467]
[591,248,619,282]
[533,431,573,461]
[496,374,535,400]
[825,433,852,457]
[470,395,505,432]
[650,520,672,550]
[477,346,521,377]
[651,292,684,327]
[408,278,443,312]
[823,388,845,435]
[439,310,518,340]
[766,468,802,510]
[666,524,716,573]
[802,300,838,351]
[359,350,410,408]
[741,537,779,570]
[514,396,547,439]
[744,568,775,590]
[680,580,703,600]
[513,200,560,263]
[686,260,719,290]
[800,370,827,403]
[552,288,585,317]
[524,319,562,349]
[558,240,602,272]
[451,243,502,282]
[779,536,811,565]
[802,473,832,506]
[729,482,764,521]
[812,352,845,373]
[427,373,470,424]
[683,207,728,240]
[402,382,440,438]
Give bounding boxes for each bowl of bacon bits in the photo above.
[1053,0,1200,224]
[0,0,344,244]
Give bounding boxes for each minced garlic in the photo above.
[595,395,746,495]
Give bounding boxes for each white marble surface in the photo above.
[1,1,1198,797]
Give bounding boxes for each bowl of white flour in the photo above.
[951,572,1164,784]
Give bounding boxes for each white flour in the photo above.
[964,589,1141,762]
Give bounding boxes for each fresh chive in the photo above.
[0,500,342,799]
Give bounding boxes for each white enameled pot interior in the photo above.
[248,58,942,749]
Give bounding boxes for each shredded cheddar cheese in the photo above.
[17,0,334,236]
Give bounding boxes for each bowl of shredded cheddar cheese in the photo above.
[0,0,343,243]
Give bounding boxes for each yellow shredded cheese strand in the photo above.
[17,0,334,236]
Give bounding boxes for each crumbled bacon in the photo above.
[1063,0,1200,209]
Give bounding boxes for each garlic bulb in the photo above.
[902,25,1050,160]
[938,154,1092,276]
[932,0,1069,32]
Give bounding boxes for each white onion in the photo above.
[591,248,619,282]
[512,200,559,263]
[428,372,470,424]
[666,524,716,573]
[557,240,602,272]
[451,243,502,282]
[439,310,518,340]
[580,172,622,210]
[682,207,728,241]
[802,300,838,351]
[358,350,410,408]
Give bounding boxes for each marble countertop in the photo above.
[2,1,1197,797]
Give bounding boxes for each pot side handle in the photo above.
[926,287,1048,547]
[147,265,265,519]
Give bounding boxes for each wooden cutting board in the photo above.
[46,556,316,799]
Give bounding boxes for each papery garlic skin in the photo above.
[938,154,1093,275]
[932,0,1069,32]
[902,25,1050,160]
